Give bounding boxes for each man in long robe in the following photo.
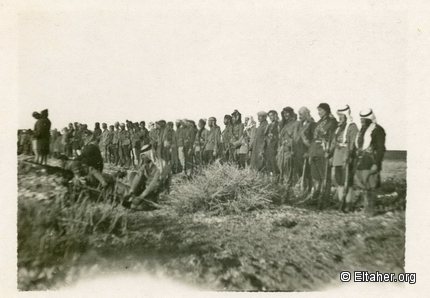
[250,111,269,172]
[277,107,298,186]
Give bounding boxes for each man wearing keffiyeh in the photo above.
[353,108,386,215]
[327,105,358,212]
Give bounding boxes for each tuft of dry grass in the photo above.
[164,162,281,215]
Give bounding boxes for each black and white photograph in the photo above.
[3,0,430,296]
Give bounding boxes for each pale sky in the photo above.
[17,3,407,149]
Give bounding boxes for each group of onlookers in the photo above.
[19,103,386,213]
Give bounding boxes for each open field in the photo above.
[17,155,407,291]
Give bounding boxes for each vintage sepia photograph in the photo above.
[5,0,428,295]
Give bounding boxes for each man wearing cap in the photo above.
[265,110,280,177]
[185,120,197,175]
[139,121,150,146]
[293,107,316,195]
[156,120,167,160]
[353,108,386,215]
[308,103,338,208]
[163,122,175,165]
[229,110,244,165]
[149,122,159,152]
[205,117,221,164]
[250,111,269,171]
[112,122,120,165]
[131,123,143,168]
[220,115,233,162]
[277,107,299,186]
[326,105,359,212]
[123,144,172,211]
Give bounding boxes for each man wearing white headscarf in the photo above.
[327,105,358,212]
[123,144,172,211]
[353,108,386,215]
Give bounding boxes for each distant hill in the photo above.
[385,150,406,161]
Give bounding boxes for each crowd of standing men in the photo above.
[18,102,386,213]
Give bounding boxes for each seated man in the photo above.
[70,130,107,188]
[122,144,172,211]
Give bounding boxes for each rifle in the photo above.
[319,133,333,209]
[340,157,350,211]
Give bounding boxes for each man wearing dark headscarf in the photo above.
[93,122,102,144]
[205,117,221,164]
[353,108,386,215]
[193,119,209,169]
[264,110,280,177]
[220,115,233,162]
[229,110,244,165]
[119,122,131,168]
[250,111,269,171]
[277,107,299,187]
[308,103,338,208]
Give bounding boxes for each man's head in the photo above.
[359,108,376,128]
[175,120,181,129]
[32,112,41,120]
[120,123,126,130]
[198,119,206,129]
[68,123,73,129]
[282,107,294,121]
[167,122,174,129]
[109,125,114,131]
[336,105,351,124]
[95,122,100,129]
[224,115,232,126]
[41,109,49,118]
[268,110,278,123]
[244,117,249,125]
[298,107,310,122]
[257,111,267,123]
[74,122,79,128]
[114,122,120,129]
[231,110,242,124]
[102,123,107,129]
[317,103,331,119]
[208,117,216,128]
[140,121,146,129]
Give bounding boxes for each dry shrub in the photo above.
[165,162,279,215]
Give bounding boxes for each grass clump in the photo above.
[18,188,128,290]
[165,162,280,215]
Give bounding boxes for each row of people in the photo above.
[23,102,386,213]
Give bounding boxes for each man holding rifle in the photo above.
[327,105,358,212]
[309,103,338,209]
[353,108,386,215]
